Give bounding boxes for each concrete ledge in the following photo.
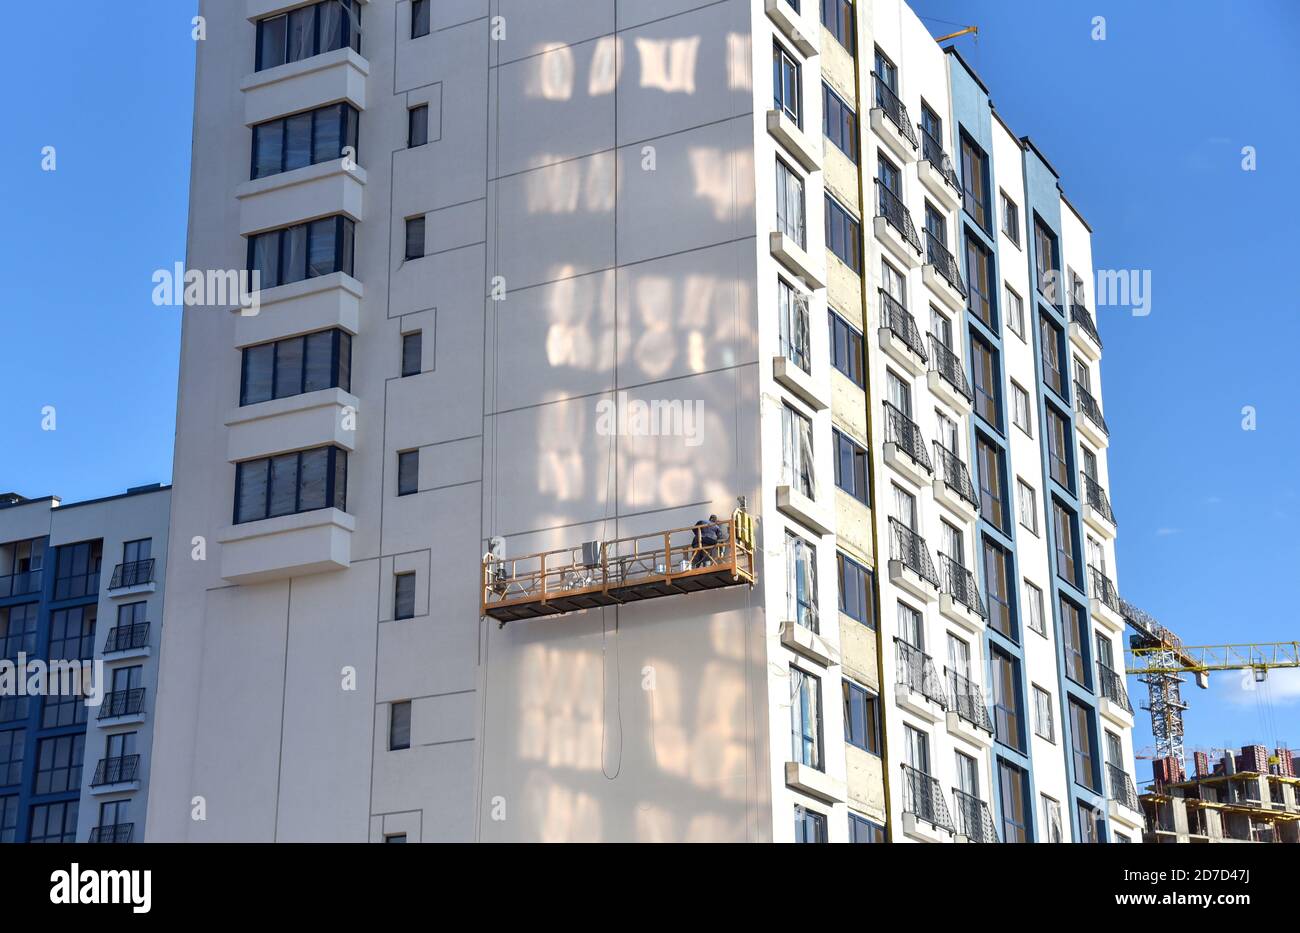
[784,761,845,805]
[1109,798,1144,831]
[226,387,360,461]
[1099,695,1135,730]
[917,157,961,208]
[901,810,951,843]
[772,356,830,411]
[883,443,930,488]
[780,621,840,668]
[922,263,965,313]
[218,508,354,584]
[939,594,984,634]
[776,485,833,536]
[765,0,818,56]
[894,682,943,722]
[927,369,973,415]
[873,216,923,269]
[888,559,938,604]
[869,108,917,164]
[1083,500,1117,539]
[932,478,977,523]
[766,110,820,173]
[237,160,366,235]
[1090,597,1125,634]
[233,272,363,348]
[241,47,369,126]
[947,710,993,748]
[878,327,926,376]
[1070,321,1102,362]
[770,232,825,290]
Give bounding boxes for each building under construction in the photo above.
[1142,746,1300,843]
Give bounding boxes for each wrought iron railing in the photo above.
[1071,301,1103,350]
[879,290,927,362]
[919,127,962,193]
[901,763,953,832]
[952,788,1000,842]
[1088,565,1121,615]
[931,442,978,509]
[889,519,940,591]
[89,823,134,844]
[1080,472,1116,526]
[0,569,41,598]
[871,75,919,149]
[1074,380,1109,436]
[91,754,141,787]
[874,180,923,254]
[104,622,150,654]
[98,688,146,720]
[52,570,99,601]
[895,637,947,709]
[883,403,933,474]
[946,668,994,734]
[924,230,967,298]
[938,553,986,618]
[109,558,155,590]
[1108,763,1141,812]
[1097,662,1133,714]
[927,335,973,401]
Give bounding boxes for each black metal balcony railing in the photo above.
[924,230,968,299]
[946,668,994,734]
[879,290,927,362]
[1088,565,1122,615]
[1097,662,1134,714]
[89,823,134,844]
[952,788,1000,843]
[104,622,150,654]
[52,570,99,601]
[871,75,919,148]
[889,519,941,591]
[931,442,979,509]
[1108,763,1141,813]
[1073,380,1109,437]
[91,754,141,787]
[919,128,962,194]
[938,553,986,619]
[927,336,973,402]
[895,637,947,709]
[109,558,155,590]
[883,403,933,475]
[901,763,954,833]
[1071,301,1103,350]
[874,181,923,255]
[98,688,146,720]
[1080,472,1117,526]
[0,569,42,598]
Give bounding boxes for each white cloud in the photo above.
[1217,668,1300,707]
[1155,527,1182,537]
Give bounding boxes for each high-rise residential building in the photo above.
[149,0,1134,842]
[0,484,170,843]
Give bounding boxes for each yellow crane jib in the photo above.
[1126,642,1300,676]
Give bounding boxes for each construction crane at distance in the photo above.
[934,24,978,43]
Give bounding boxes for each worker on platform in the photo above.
[693,515,722,567]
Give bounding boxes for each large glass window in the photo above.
[1070,700,1098,791]
[773,41,802,126]
[960,134,990,230]
[837,551,873,627]
[33,734,84,795]
[965,233,995,328]
[1061,596,1089,685]
[991,649,1023,751]
[775,159,806,247]
[828,312,864,386]
[843,680,880,754]
[240,329,352,406]
[1040,313,1064,395]
[1045,405,1072,488]
[833,429,870,505]
[781,405,815,499]
[778,279,811,373]
[825,196,862,273]
[234,447,348,524]
[1035,220,1059,299]
[0,729,24,786]
[28,801,78,843]
[822,83,857,162]
[247,216,356,290]
[998,760,1029,842]
[256,0,362,71]
[252,104,358,180]
[1053,499,1079,585]
[982,537,1013,638]
[1033,685,1055,741]
[970,336,1000,429]
[786,532,818,633]
[821,0,855,53]
[795,805,827,843]
[849,813,884,842]
[48,606,95,661]
[976,436,1005,529]
[790,667,823,770]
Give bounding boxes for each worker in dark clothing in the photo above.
[693,515,722,567]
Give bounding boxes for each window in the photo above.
[394,572,416,621]
[397,450,419,496]
[833,429,869,505]
[1041,795,1063,843]
[33,734,84,795]
[0,795,16,843]
[385,833,408,843]
[235,447,347,524]
[794,805,827,843]
[405,215,425,261]
[781,405,815,499]
[0,729,24,786]
[775,158,806,247]
[828,313,865,386]
[1017,478,1038,535]
[821,0,855,53]
[1045,405,1071,488]
[28,801,78,843]
[389,701,411,750]
[1070,701,1098,791]
[247,215,356,290]
[1053,500,1078,584]
[976,436,1005,529]
[256,0,361,72]
[822,83,857,161]
[1005,285,1025,340]
[1000,190,1020,245]
[401,331,422,377]
[47,606,95,661]
[843,680,880,754]
[786,532,818,632]
[790,667,823,770]
[1061,597,1089,686]
[411,0,430,39]
[1040,313,1064,395]
[240,329,352,405]
[960,134,990,230]
[1011,381,1032,435]
[990,649,1023,751]
[773,41,802,126]
[252,103,359,180]
[837,552,873,627]
[1024,580,1045,636]
[983,537,1013,639]
[408,104,429,148]
[53,541,101,600]
[825,196,862,273]
[998,760,1029,842]
[1034,220,1059,300]
[964,232,995,328]
[848,813,883,842]
[1077,803,1100,842]
[1032,685,1055,741]
[970,336,999,428]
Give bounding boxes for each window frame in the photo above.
[251,102,359,180]
[233,446,348,525]
[842,679,880,754]
[836,550,874,628]
[822,82,857,162]
[240,329,352,406]
[832,428,870,505]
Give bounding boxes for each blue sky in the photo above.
[3,1,1296,773]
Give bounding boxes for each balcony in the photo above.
[900,763,954,841]
[52,570,100,601]
[108,558,155,597]
[937,554,986,633]
[922,231,968,312]
[773,297,829,411]
[765,0,818,56]
[894,637,947,723]
[103,622,150,660]
[917,128,962,208]
[1098,662,1136,729]
[1107,763,1143,829]
[1080,472,1117,537]
[926,336,973,414]
[1088,566,1125,634]
[873,181,923,268]
[98,688,146,725]
[952,788,1000,843]
[882,403,933,487]
[769,231,824,290]
[878,290,927,375]
[869,75,918,163]
[767,109,821,173]
[240,46,368,127]
[88,823,134,844]
[946,669,994,747]
[90,755,141,793]
[0,569,41,599]
[1073,380,1110,447]
[1070,301,1103,361]
[931,442,979,521]
[888,519,940,605]
[219,507,355,585]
